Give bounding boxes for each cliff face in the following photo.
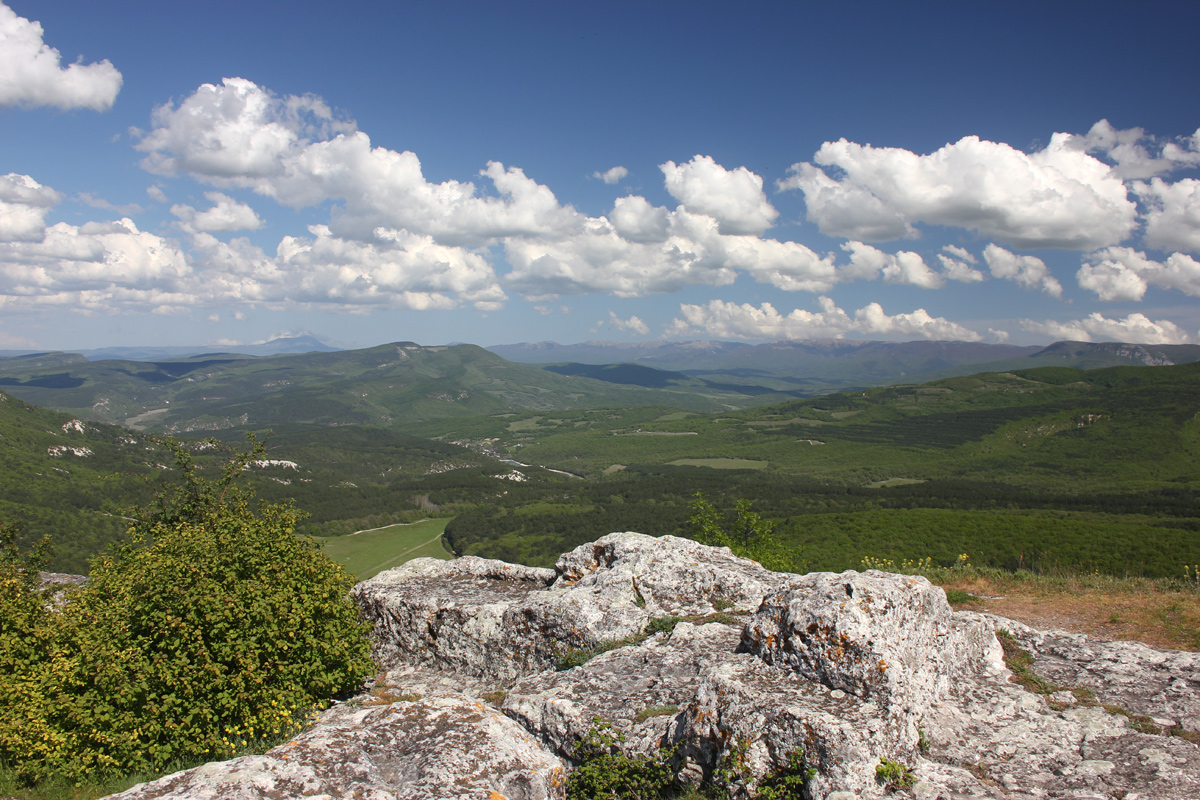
[106,533,1200,800]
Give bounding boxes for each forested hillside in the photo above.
[441,363,1200,576]
[0,391,556,571]
[5,358,1199,580]
[0,342,767,432]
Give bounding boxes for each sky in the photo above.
[2,1,1200,352]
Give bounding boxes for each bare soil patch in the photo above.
[941,576,1200,652]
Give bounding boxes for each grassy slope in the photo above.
[319,518,452,580]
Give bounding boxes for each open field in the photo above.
[938,571,1200,652]
[667,458,768,469]
[318,518,452,580]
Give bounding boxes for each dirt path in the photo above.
[347,518,431,536]
[360,533,448,576]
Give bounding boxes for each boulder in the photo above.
[742,570,1001,714]
[352,532,780,683]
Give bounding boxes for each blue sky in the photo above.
[2,1,1199,351]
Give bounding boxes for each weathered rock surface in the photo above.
[351,532,778,683]
[105,695,567,800]
[106,532,1200,800]
[990,614,1200,733]
[743,570,1000,713]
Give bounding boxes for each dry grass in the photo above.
[938,572,1200,651]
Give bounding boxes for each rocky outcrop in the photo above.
[106,695,566,800]
[351,534,777,683]
[106,532,1200,800]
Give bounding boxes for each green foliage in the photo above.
[645,615,684,636]
[687,493,791,571]
[756,748,815,799]
[633,705,679,723]
[875,757,915,789]
[0,523,60,785]
[556,633,650,671]
[996,630,1059,696]
[710,738,814,798]
[566,718,675,800]
[0,437,375,786]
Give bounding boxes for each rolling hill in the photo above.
[437,362,1200,575]
[0,342,768,434]
[418,360,1200,491]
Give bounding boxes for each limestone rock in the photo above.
[352,532,780,683]
[988,614,1200,733]
[742,570,1000,715]
[503,621,742,760]
[105,694,566,800]
[351,555,558,682]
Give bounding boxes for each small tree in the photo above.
[0,436,376,784]
[687,492,792,572]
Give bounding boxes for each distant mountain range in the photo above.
[3,338,1198,435]
[0,334,339,362]
[490,339,1200,393]
[0,342,760,433]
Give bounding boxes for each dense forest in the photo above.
[4,358,1200,578]
[443,467,1200,577]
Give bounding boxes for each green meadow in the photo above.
[318,518,452,580]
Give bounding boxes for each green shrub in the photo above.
[875,757,915,789]
[0,524,65,782]
[0,437,375,786]
[687,493,791,571]
[566,718,675,800]
[756,748,815,799]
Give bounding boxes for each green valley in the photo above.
[2,341,1199,583]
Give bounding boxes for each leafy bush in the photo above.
[688,492,791,571]
[0,437,375,785]
[567,718,675,800]
[875,757,915,789]
[756,748,815,799]
[0,524,64,781]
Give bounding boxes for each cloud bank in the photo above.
[4,61,1200,346]
[0,2,121,111]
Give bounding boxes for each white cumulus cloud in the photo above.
[0,173,61,242]
[1134,178,1200,255]
[0,217,192,313]
[840,241,945,288]
[983,244,1062,297]
[607,311,649,335]
[135,78,579,247]
[661,155,779,236]
[1077,246,1200,301]
[593,166,628,184]
[0,171,507,315]
[171,192,263,233]
[937,245,986,282]
[779,132,1137,250]
[666,297,980,342]
[1021,312,1194,344]
[503,206,837,300]
[1075,119,1200,180]
[0,2,122,111]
